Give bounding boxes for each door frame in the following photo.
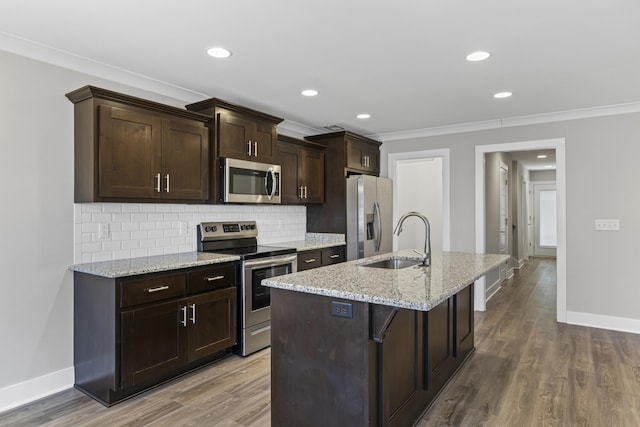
[388,149,450,252]
[498,161,509,283]
[475,138,566,322]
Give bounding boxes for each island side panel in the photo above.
[270,288,376,427]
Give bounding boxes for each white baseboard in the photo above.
[507,268,515,279]
[485,278,501,302]
[517,258,524,269]
[0,367,74,414]
[566,311,640,335]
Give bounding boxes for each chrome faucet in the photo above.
[393,212,431,267]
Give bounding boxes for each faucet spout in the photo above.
[393,212,431,267]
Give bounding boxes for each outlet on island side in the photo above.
[331,301,353,319]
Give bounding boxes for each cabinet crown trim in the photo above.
[65,85,212,122]
[186,97,284,124]
[304,131,382,147]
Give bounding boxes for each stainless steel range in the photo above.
[197,221,297,356]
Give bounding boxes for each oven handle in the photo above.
[243,253,298,269]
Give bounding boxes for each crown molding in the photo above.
[0,31,208,104]
[278,119,325,139]
[372,102,640,142]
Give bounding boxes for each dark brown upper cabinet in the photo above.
[304,131,382,233]
[277,135,325,204]
[66,86,211,203]
[185,98,283,203]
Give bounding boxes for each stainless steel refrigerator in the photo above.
[346,175,393,260]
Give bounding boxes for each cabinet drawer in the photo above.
[297,250,322,271]
[120,273,186,308]
[187,263,236,294]
[322,246,345,265]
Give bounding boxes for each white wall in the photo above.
[0,49,306,411]
[381,112,640,328]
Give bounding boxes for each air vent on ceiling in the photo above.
[323,124,344,131]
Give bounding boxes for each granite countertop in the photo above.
[273,233,346,251]
[71,252,240,278]
[263,250,509,311]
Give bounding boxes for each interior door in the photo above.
[498,163,508,281]
[533,183,557,257]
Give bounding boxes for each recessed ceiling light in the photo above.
[493,91,512,99]
[206,47,231,58]
[301,89,318,97]
[466,51,491,62]
[356,113,371,119]
[537,154,547,159]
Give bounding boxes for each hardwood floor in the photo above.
[2,258,640,426]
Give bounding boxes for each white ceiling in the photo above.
[2,0,640,139]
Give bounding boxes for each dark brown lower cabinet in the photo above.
[74,262,237,406]
[271,283,475,427]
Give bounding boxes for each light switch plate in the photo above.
[595,219,620,231]
[98,223,110,239]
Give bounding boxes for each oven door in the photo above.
[221,158,281,204]
[241,253,297,328]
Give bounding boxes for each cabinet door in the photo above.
[424,298,454,399]
[186,288,237,362]
[98,105,162,199]
[216,108,252,160]
[120,299,186,388]
[161,118,209,201]
[278,143,302,204]
[301,148,325,203]
[297,250,322,271]
[455,284,474,360]
[346,138,380,175]
[380,309,424,427]
[253,119,278,164]
[321,246,344,265]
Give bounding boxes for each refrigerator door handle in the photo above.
[374,201,382,252]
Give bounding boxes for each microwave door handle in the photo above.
[265,167,276,200]
[270,169,277,199]
[264,168,272,199]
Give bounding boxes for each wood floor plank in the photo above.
[2,258,640,426]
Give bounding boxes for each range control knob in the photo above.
[250,224,256,230]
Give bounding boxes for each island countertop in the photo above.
[263,250,509,311]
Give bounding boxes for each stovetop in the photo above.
[197,220,295,260]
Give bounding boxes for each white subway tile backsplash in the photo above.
[74,203,307,263]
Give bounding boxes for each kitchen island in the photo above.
[263,250,508,427]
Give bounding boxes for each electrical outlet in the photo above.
[331,301,353,319]
[179,221,188,236]
[98,223,110,239]
[595,219,620,231]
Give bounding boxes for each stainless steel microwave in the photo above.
[220,158,281,204]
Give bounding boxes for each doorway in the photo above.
[498,161,509,282]
[388,149,450,252]
[475,139,566,322]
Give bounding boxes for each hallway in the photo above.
[417,258,640,426]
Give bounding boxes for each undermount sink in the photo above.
[361,258,421,269]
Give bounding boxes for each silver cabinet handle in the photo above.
[190,303,196,324]
[304,258,317,263]
[180,306,187,327]
[155,173,161,192]
[205,275,225,281]
[254,141,258,157]
[330,254,340,259]
[147,285,169,293]
[304,186,308,199]
[247,140,252,156]
[299,186,304,199]
[165,174,170,192]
